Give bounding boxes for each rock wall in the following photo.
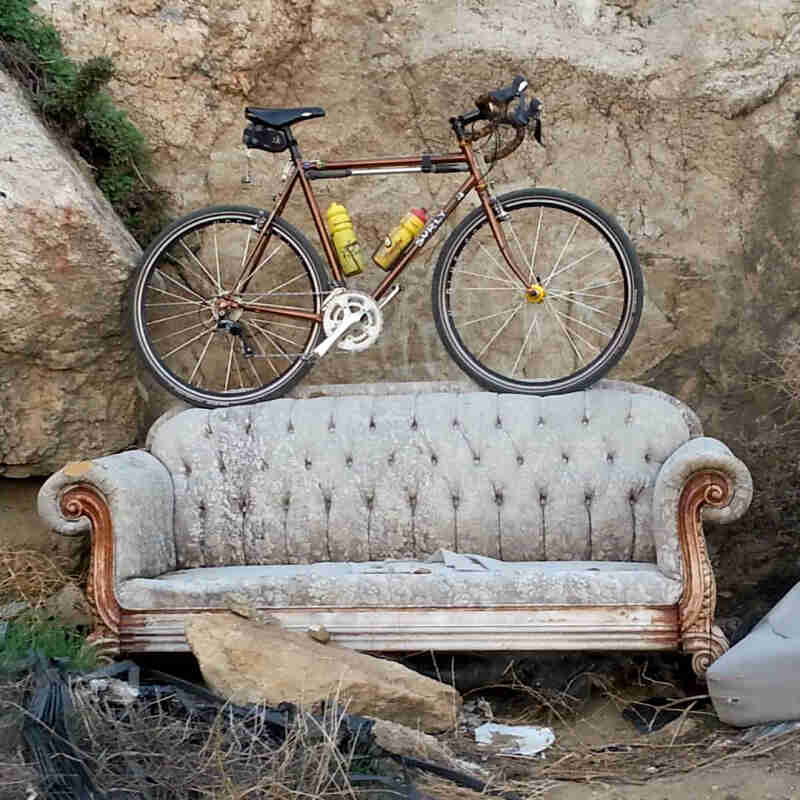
[5,0,800,475]
[0,71,142,477]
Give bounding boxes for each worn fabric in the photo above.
[118,559,682,610]
[37,451,176,583]
[146,388,697,570]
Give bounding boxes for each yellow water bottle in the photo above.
[372,208,428,270]
[326,203,364,277]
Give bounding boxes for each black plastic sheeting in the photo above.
[21,657,521,800]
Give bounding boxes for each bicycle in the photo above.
[131,76,643,408]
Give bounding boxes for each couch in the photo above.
[37,381,752,676]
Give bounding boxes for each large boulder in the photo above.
[0,70,141,477]
[185,613,461,732]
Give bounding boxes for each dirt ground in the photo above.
[439,681,800,800]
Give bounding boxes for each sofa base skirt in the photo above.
[113,604,680,654]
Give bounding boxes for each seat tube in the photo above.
[289,138,344,284]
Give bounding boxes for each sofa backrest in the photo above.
[147,386,698,570]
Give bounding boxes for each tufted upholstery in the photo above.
[147,388,696,573]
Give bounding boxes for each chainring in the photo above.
[321,290,383,352]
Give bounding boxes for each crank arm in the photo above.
[377,284,401,309]
[311,307,366,360]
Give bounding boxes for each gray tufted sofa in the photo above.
[38,381,752,675]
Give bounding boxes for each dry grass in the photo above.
[4,665,799,800]
[0,547,75,609]
[70,689,368,799]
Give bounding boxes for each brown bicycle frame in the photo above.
[233,136,531,324]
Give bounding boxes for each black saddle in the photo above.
[244,107,325,128]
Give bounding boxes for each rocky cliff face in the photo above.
[0,71,142,476]
[4,0,800,474]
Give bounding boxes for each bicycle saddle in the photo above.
[244,107,325,128]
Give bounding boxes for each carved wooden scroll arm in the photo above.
[677,470,732,677]
[60,485,121,655]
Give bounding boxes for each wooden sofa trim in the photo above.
[677,469,731,675]
[62,471,728,676]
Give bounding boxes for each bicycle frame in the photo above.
[232,128,533,325]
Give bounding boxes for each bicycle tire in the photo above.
[432,188,643,395]
[131,205,327,408]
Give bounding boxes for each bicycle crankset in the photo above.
[321,289,383,353]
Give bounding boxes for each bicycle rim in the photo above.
[433,189,642,395]
[131,206,326,407]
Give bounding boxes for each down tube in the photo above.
[372,174,478,302]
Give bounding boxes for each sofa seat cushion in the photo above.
[118,557,681,610]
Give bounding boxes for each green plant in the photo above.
[0,0,170,243]
[0,614,99,672]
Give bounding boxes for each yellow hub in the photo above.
[525,283,547,304]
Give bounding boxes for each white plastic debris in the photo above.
[474,722,555,756]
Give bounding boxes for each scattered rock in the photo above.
[372,717,460,767]
[307,624,330,644]
[185,613,461,732]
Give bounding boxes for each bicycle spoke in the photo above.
[145,299,207,308]
[543,219,580,286]
[248,322,288,376]
[477,304,523,359]
[224,338,235,392]
[178,239,221,292]
[234,244,283,293]
[248,319,303,349]
[188,331,215,385]
[478,242,522,287]
[161,326,217,360]
[213,224,222,293]
[510,313,541,377]
[145,308,206,326]
[145,285,207,306]
[552,307,613,339]
[505,217,530,281]
[547,291,620,318]
[451,268,517,286]
[546,300,584,364]
[529,206,543,283]
[240,268,314,304]
[154,268,209,302]
[448,287,521,293]
[149,319,210,344]
[457,303,524,328]
[544,246,605,286]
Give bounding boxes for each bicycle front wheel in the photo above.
[432,188,643,395]
[131,205,327,408]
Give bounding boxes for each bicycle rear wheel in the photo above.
[432,188,643,395]
[131,205,327,408]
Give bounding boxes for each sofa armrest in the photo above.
[653,436,752,580]
[37,450,177,583]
